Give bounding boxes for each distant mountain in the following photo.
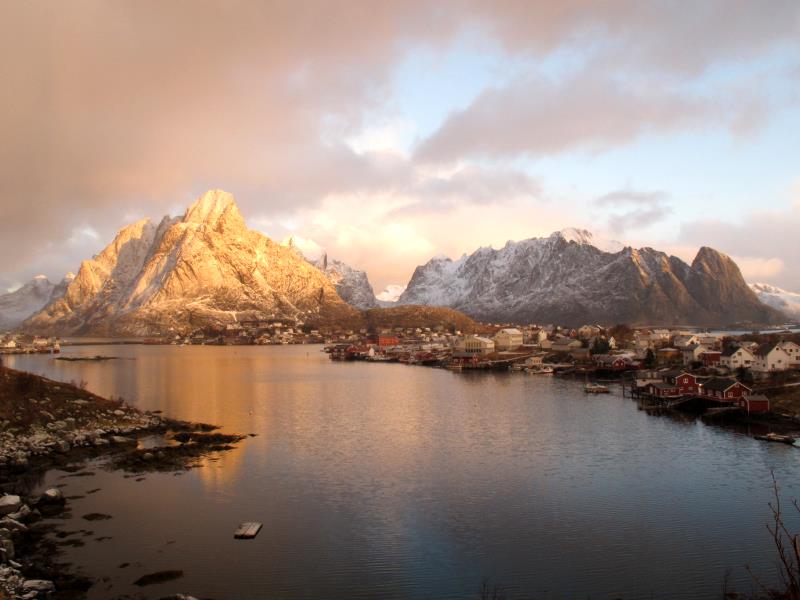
[24,191,359,336]
[282,237,378,310]
[375,284,406,307]
[0,274,73,331]
[397,229,784,326]
[749,283,800,321]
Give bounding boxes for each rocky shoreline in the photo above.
[0,365,246,599]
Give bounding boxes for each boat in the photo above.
[526,366,554,374]
[583,383,610,394]
[754,433,797,445]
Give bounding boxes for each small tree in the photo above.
[736,366,754,384]
[609,323,633,345]
[643,348,656,369]
[590,337,611,355]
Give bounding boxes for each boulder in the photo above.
[41,488,65,505]
[22,579,55,593]
[0,495,21,516]
[0,518,26,534]
[110,436,135,446]
[0,537,14,561]
[8,505,32,522]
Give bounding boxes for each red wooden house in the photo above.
[738,394,770,414]
[698,377,751,401]
[367,334,400,347]
[661,370,707,396]
[646,382,682,398]
[700,351,722,367]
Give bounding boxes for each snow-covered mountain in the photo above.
[749,283,800,321]
[24,191,359,336]
[281,237,378,310]
[0,273,74,331]
[397,229,784,326]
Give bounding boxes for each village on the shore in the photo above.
[3,319,799,424]
[319,323,800,415]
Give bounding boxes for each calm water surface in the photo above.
[7,345,800,599]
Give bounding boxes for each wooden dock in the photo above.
[234,522,263,539]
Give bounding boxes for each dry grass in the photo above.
[0,364,122,434]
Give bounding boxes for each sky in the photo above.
[1,1,799,296]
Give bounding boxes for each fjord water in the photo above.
[7,345,800,599]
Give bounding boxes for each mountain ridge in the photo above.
[0,274,74,332]
[749,282,800,321]
[397,230,785,326]
[24,191,359,336]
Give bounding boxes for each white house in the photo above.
[752,342,793,374]
[672,334,699,349]
[493,328,523,351]
[696,335,722,350]
[720,346,755,371]
[777,341,800,369]
[454,335,495,356]
[682,343,708,366]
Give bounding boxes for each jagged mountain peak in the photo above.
[24,191,358,335]
[551,228,625,253]
[183,189,245,232]
[398,233,783,326]
[552,227,594,245]
[691,246,737,273]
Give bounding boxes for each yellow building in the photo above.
[493,328,523,351]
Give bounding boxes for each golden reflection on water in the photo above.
[7,345,800,599]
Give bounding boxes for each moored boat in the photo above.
[584,383,610,394]
[754,432,797,445]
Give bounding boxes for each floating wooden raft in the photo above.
[234,522,263,539]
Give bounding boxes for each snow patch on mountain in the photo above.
[376,284,406,304]
[0,273,74,331]
[749,283,800,321]
[554,228,625,253]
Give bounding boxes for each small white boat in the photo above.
[526,366,553,374]
[583,383,610,394]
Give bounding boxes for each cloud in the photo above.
[1,1,798,289]
[594,189,672,234]
[732,256,786,282]
[415,73,768,163]
[389,165,541,217]
[678,203,800,291]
